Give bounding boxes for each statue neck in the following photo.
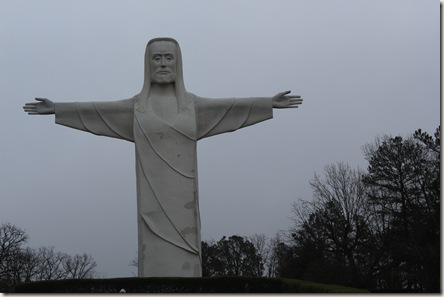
[149,83,176,98]
[148,83,179,122]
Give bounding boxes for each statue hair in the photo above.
[147,37,179,47]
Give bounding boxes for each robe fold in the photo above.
[55,95,273,277]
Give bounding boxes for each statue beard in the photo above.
[151,73,176,84]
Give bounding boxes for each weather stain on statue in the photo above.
[141,244,146,262]
[177,154,181,158]
[182,262,191,271]
[194,264,202,277]
[181,226,197,235]
[184,201,195,209]
[193,264,200,277]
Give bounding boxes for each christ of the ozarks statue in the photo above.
[23,37,303,277]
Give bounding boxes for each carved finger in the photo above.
[276,90,291,97]
[23,107,37,112]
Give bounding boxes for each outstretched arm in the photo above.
[23,98,55,114]
[272,90,303,109]
[196,95,272,140]
[23,97,135,142]
[196,90,303,140]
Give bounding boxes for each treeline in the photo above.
[202,127,440,293]
[0,222,97,292]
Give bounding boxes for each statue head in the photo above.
[137,37,192,112]
[148,38,177,84]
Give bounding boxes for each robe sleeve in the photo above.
[54,98,135,142]
[196,97,273,140]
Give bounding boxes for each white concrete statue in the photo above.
[23,37,303,277]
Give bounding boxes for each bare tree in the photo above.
[0,222,99,292]
[34,246,69,281]
[16,247,40,283]
[0,223,28,275]
[289,162,374,287]
[128,252,138,277]
[266,232,288,278]
[63,253,97,279]
[248,234,269,277]
[247,233,285,278]
[0,223,29,291]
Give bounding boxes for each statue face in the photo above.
[149,41,177,84]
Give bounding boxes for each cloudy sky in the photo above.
[0,0,439,278]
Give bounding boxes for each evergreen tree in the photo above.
[362,127,440,292]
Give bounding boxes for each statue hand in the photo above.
[23,98,55,115]
[272,90,303,109]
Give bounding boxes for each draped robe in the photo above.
[54,94,273,277]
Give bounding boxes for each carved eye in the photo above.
[165,55,175,62]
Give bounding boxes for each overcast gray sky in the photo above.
[0,0,439,278]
